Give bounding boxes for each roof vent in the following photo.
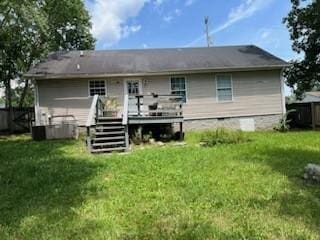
[80,51,84,57]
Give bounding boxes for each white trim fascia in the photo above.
[34,79,41,125]
[280,69,286,114]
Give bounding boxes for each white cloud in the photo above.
[163,8,182,23]
[261,30,271,39]
[154,0,165,6]
[142,43,149,48]
[122,25,142,38]
[87,0,150,47]
[185,0,196,6]
[163,16,173,23]
[184,0,275,47]
[175,9,182,16]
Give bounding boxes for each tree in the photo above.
[284,0,320,98]
[0,0,48,130]
[0,96,4,107]
[44,0,95,51]
[0,0,95,130]
[18,0,95,107]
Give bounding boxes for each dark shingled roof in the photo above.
[26,45,288,78]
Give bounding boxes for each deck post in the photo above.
[137,125,143,141]
[137,96,141,116]
[179,122,183,141]
[86,127,91,151]
[86,126,90,137]
[125,125,129,151]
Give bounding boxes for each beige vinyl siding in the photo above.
[36,70,283,125]
[184,70,282,119]
[143,76,170,95]
[38,78,129,125]
[37,79,91,125]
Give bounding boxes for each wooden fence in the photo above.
[0,107,34,133]
[287,102,320,130]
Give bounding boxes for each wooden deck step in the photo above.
[95,131,125,136]
[97,117,122,121]
[91,147,127,153]
[95,126,124,130]
[96,121,123,125]
[93,136,125,141]
[92,141,125,147]
[90,116,127,153]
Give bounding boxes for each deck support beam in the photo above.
[179,122,183,141]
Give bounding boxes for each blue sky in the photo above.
[85,0,297,63]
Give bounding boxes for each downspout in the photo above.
[280,68,286,115]
[34,79,40,125]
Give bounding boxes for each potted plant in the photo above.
[104,97,119,117]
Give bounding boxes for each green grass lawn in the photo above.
[0,131,320,240]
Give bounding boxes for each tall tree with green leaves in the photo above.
[284,0,320,98]
[0,0,95,130]
[44,0,95,51]
[0,0,48,130]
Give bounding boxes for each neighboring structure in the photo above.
[299,91,320,103]
[26,45,288,152]
[287,91,320,129]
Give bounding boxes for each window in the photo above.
[126,80,141,96]
[89,80,106,96]
[171,77,186,102]
[216,75,233,102]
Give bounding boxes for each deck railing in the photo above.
[122,94,129,150]
[85,95,105,149]
[127,94,184,117]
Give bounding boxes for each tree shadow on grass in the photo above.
[0,136,103,238]
[241,146,320,235]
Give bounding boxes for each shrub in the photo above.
[131,129,152,145]
[200,128,250,147]
[274,109,296,132]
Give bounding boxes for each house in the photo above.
[26,45,288,152]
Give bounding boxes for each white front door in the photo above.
[124,79,143,115]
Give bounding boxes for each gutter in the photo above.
[25,64,291,80]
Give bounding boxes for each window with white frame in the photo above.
[89,80,106,96]
[216,75,233,102]
[170,76,186,103]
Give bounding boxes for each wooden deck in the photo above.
[86,94,184,153]
[126,94,184,124]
